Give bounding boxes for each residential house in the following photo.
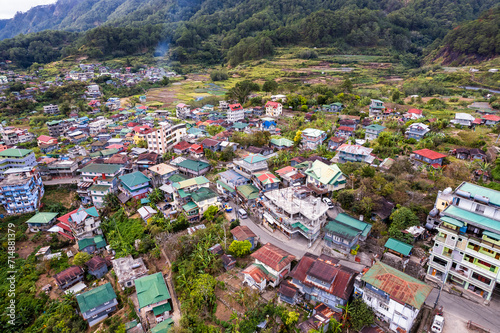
[146,122,187,154]
[190,187,219,218]
[0,168,44,215]
[148,163,178,186]
[136,152,160,171]
[201,138,222,152]
[0,148,37,176]
[176,103,190,119]
[270,137,294,150]
[253,171,280,192]
[222,254,237,271]
[405,123,430,141]
[369,99,385,119]
[358,261,432,333]
[302,128,327,150]
[112,255,148,289]
[470,148,487,161]
[483,114,500,126]
[227,103,245,122]
[278,280,300,305]
[328,137,346,151]
[43,104,59,114]
[47,159,79,178]
[426,182,500,301]
[231,225,258,250]
[138,206,158,221]
[364,124,386,141]
[217,169,250,197]
[135,273,172,323]
[384,238,413,258]
[323,102,343,113]
[37,135,57,146]
[271,94,287,102]
[265,101,283,117]
[412,149,447,167]
[54,265,85,290]
[76,283,118,327]
[78,235,106,254]
[233,154,268,177]
[118,171,151,200]
[89,118,113,136]
[452,113,475,127]
[304,160,346,195]
[85,256,109,279]
[236,184,260,206]
[242,243,295,291]
[25,212,58,233]
[335,144,374,164]
[51,205,102,240]
[262,187,330,247]
[403,108,424,121]
[176,159,211,177]
[335,126,355,138]
[324,213,372,253]
[289,253,357,311]
[172,141,191,155]
[78,163,122,207]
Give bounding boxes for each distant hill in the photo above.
[0,0,498,67]
[434,7,500,65]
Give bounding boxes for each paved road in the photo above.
[428,287,500,332]
[43,177,79,185]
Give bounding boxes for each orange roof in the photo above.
[242,265,268,283]
[251,243,295,271]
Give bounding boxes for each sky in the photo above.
[0,0,57,20]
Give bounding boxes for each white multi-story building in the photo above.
[356,261,432,333]
[0,148,37,177]
[427,182,500,302]
[89,118,113,136]
[43,104,60,114]
[1,127,34,145]
[78,163,122,207]
[265,101,282,117]
[146,122,187,154]
[227,103,245,122]
[176,103,190,119]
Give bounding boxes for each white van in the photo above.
[238,208,248,219]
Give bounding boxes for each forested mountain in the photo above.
[0,0,498,68]
[434,7,500,64]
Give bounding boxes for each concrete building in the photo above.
[411,149,447,167]
[78,163,122,207]
[0,148,37,177]
[0,167,44,215]
[265,101,283,117]
[227,103,245,122]
[54,266,85,290]
[369,99,385,120]
[118,171,151,200]
[112,255,148,289]
[335,144,374,164]
[304,160,346,195]
[46,118,76,137]
[89,118,113,136]
[146,122,187,154]
[25,212,57,232]
[1,127,34,145]
[76,283,118,327]
[426,182,500,301]
[357,261,432,333]
[364,124,386,141]
[176,103,190,119]
[405,123,430,141]
[135,273,172,324]
[301,128,327,150]
[233,154,268,177]
[261,187,330,247]
[324,213,372,254]
[43,104,60,114]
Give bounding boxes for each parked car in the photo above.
[322,197,334,208]
[431,314,444,333]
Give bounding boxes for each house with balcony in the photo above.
[335,126,355,138]
[335,144,374,164]
[324,213,372,254]
[405,123,430,141]
[261,187,330,247]
[0,167,44,215]
[426,182,500,301]
[78,163,122,207]
[411,149,447,167]
[191,187,219,217]
[176,103,190,119]
[216,169,250,196]
[227,103,245,122]
[54,265,85,290]
[233,154,268,177]
[364,124,386,141]
[176,159,210,177]
[357,261,432,333]
[172,175,210,199]
[265,101,283,117]
[85,256,109,279]
[322,102,343,113]
[118,171,151,200]
[77,283,118,327]
[0,148,37,177]
[304,160,345,195]
[25,212,58,233]
[242,243,295,291]
[452,113,476,127]
[301,128,327,150]
[46,118,76,137]
[253,171,280,192]
[78,235,107,254]
[328,137,346,151]
[289,253,357,311]
[369,99,385,120]
[148,163,178,186]
[135,273,172,325]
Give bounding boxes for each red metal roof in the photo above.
[483,114,500,121]
[173,141,191,150]
[251,243,295,271]
[231,225,257,241]
[242,264,267,283]
[408,108,422,114]
[337,126,355,132]
[265,101,281,108]
[413,148,447,160]
[229,103,243,111]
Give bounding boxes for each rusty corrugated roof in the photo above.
[251,243,295,272]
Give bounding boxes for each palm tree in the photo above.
[148,188,163,204]
[329,319,342,333]
[339,302,352,327]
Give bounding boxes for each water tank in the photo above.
[131,263,141,269]
[455,190,471,198]
[429,207,439,217]
[442,187,452,195]
[475,195,490,204]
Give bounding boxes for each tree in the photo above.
[294,130,302,147]
[262,80,278,93]
[203,205,219,223]
[340,78,353,93]
[137,139,147,148]
[104,192,120,211]
[228,240,252,257]
[348,298,375,331]
[190,274,217,313]
[220,146,236,161]
[148,188,163,204]
[160,76,170,86]
[227,80,260,104]
[73,252,91,266]
[391,90,401,101]
[389,207,419,243]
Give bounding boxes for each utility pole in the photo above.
[433,267,449,309]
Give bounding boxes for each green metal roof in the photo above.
[270,137,294,147]
[304,160,344,185]
[216,180,235,193]
[191,187,218,202]
[78,236,106,250]
[243,154,266,164]
[172,176,209,189]
[233,122,248,129]
[119,171,150,187]
[443,205,500,234]
[440,216,464,228]
[483,230,500,241]
[334,213,372,238]
[0,148,32,157]
[88,184,111,192]
[292,222,309,233]
[182,201,198,212]
[151,318,174,333]
[457,183,500,207]
[361,261,432,309]
[135,272,171,309]
[324,220,360,240]
[101,148,119,156]
[384,238,413,256]
[302,128,325,138]
[177,159,210,172]
[80,163,122,174]
[168,173,188,183]
[365,124,386,131]
[76,283,116,313]
[141,198,151,204]
[237,184,260,200]
[26,212,58,224]
[153,302,172,315]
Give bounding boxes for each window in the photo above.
[475,204,485,214]
[379,303,389,311]
[472,272,491,285]
[366,296,372,302]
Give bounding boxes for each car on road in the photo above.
[322,197,334,208]
[224,204,233,212]
[238,208,248,219]
[431,314,444,333]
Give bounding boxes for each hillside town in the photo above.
[1,60,500,333]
